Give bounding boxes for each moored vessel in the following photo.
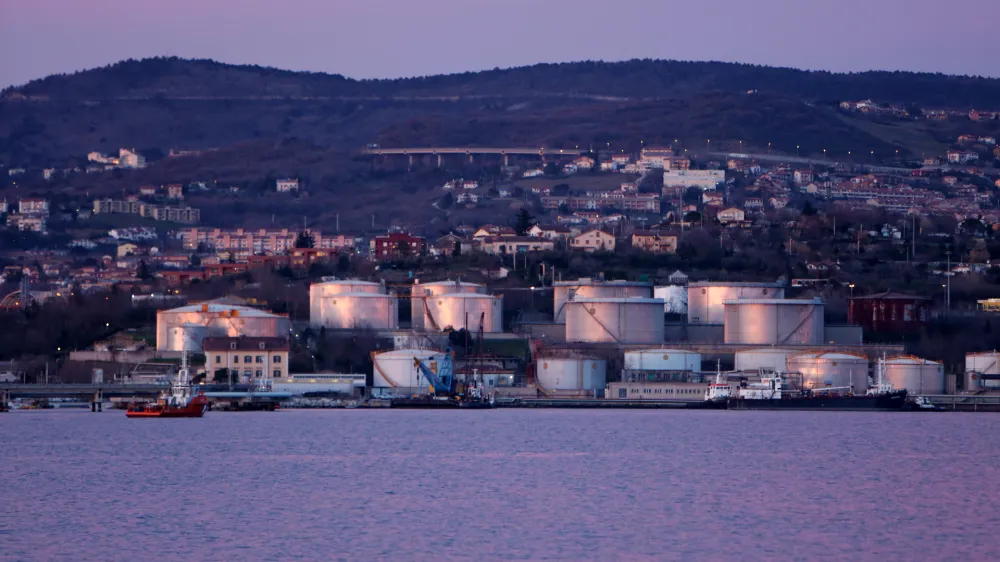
[126,353,208,418]
[725,366,908,411]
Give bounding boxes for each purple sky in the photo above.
[2,0,998,88]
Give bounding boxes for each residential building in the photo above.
[19,198,49,216]
[571,229,615,252]
[431,233,471,256]
[631,231,678,253]
[523,168,544,178]
[462,180,479,190]
[717,207,746,224]
[473,225,516,238]
[117,243,140,258]
[202,336,290,381]
[139,185,158,197]
[793,170,814,184]
[574,156,595,169]
[744,198,764,210]
[540,194,659,212]
[0,199,7,214]
[167,184,184,200]
[370,232,426,260]
[6,214,46,233]
[527,224,572,241]
[476,236,555,255]
[43,168,55,180]
[139,205,200,224]
[456,192,479,204]
[276,178,300,192]
[118,148,146,169]
[947,150,979,164]
[180,228,354,256]
[662,169,725,191]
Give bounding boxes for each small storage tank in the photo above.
[565,297,665,344]
[313,292,399,330]
[554,279,653,322]
[411,280,487,330]
[536,356,608,392]
[735,348,797,374]
[168,323,207,352]
[425,293,503,332]
[310,279,384,325]
[624,349,701,372]
[879,356,944,395]
[687,281,785,324]
[156,303,290,351]
[372,348,444,392]
[723,298,824,345]
[787,352,870,392]
[965,352,1000,390]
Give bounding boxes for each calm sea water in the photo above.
[2,409,999,561]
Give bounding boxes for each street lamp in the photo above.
[849,283,855,298]
[796,145,800,157]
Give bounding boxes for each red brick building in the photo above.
[369,232,427,260]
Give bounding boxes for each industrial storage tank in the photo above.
[554,279,653,322]
[965,352,1000,390]
[167,323,207,353]
[156,303,290,351]
[879,356,944,395]
[565,297,665,344]
[411,280,487,330]
[371,348,444,392]
[536,356,608,392]
[624,349,701,372]
[312,292,399,330]
[687,281,785,324]
[424,293,503,332]
[787,352,870,392]
[310,279,384,325]
[735,348,797,374]
[723,298,824,345]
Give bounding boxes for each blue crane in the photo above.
[413,349,455,396]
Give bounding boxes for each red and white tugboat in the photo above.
[126,353,208,418]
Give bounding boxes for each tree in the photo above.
[452,240,462,257]
[544,162,560,176]
[439,192,454,209]
[295,231,315,249]
[189,253,202,267]
[515,209,536,236]
[136,260,152,280]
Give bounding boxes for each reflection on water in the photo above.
[2,409,999,560]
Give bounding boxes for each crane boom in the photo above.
[413,349,455,396]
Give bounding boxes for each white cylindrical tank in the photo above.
[624,349,701,372]
[372,348,444,391]
[313,292,399,330]
[554,279,653,322]
[156,303,291,351]
[723,298,824,345]
[565,297,665,344]
[536,357,608,391]
[411,280,487,330]
[168,323,207,352]
[787,352,870,392]
[310,280,384,325]
[687,281,785,324]
[880,356,944,395]
[425,293,503,332]
[735,348,797,374]
[653,285,688,314]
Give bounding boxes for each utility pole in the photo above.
[946,250,952,312]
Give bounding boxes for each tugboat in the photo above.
[697,367,732,409]
[126,353,208,418]
[727,364,908,411]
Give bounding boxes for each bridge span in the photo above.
[362,146,586,167]
[2,383,166,412]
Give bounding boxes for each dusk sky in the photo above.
[2,0,998,88]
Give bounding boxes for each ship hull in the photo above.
[390,397,493,409]
[126,397,209,418]
[728,391,908,411]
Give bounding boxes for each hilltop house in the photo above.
[571,229,615,252]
